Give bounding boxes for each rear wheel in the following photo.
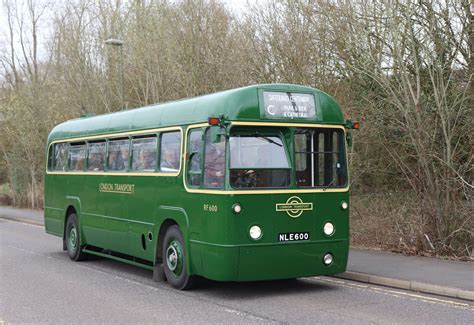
[163,225,195,290]
[65,213,87,261]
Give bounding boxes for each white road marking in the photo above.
[224,309,267,322]
[7,245,53,259]
[0,218,43,228]
[312,277,473,310]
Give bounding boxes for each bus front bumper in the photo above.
[189,239,349,282]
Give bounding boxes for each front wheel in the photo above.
[163,225,195,290]
[65,213,87,261]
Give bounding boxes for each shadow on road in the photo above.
[52,249,336,299]
[195,277,335,300]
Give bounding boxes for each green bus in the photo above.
[44,84,357,289]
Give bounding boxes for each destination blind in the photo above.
[262,91,319,119]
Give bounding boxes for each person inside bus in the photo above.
[88,147,104,171]
[74,157,85,171]
[108,149,121,170]
[204,139,225,188]
[136,149,155,171]
[88,153,100,171]
[109,145,128,171]
[160,147,178,171]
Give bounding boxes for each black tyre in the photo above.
[162,225,195,290]
[65,213,87,261]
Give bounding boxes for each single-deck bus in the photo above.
[44,84,358,289]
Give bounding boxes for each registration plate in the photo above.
[278,232,310,242]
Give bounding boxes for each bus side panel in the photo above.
[124,175,161,262]
[44,206,63,236]
[190,241,239,281]
[44,174,67,236]
[80,174,105,248]
[84,174,131,254]
[155,205,192,272]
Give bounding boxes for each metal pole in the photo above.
[119,45,124,110]
[104,38,125,110]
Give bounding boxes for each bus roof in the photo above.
[47,83,344,143]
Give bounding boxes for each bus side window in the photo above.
[203,128,226,188]
[47,145,54,171]
[69,142,86,171]
[87,141,106,171]
[131,136,157,172]
[107,139,130,172]
[160,131,181,173]
[187,129,203,186]
[53,143,68,171]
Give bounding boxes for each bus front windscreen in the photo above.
[229,135,291,188]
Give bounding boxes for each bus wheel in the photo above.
[163,225,195,290]
[65,213,87,261]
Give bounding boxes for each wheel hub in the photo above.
[68,225,78,252]
[166,240,183,276]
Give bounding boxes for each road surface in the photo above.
[1,218,472,324]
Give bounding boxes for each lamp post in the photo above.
[104,38,125,109]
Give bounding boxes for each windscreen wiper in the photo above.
[322,179,335,191]
[322,165,341,191]
[256,136,282,147]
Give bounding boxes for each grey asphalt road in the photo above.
[1,219,473,324]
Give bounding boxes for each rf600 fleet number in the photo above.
[278,232,310,242]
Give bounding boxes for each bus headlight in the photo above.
[323,253,333,266]
[249,225,262,240]
[323,222,335,236]
[232,203,242,214]
[341,201,348,210]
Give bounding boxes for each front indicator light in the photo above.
[323,222,335,236]
[232,203,242,214]
[249,225,262,240]
[323,253,333,266]
[341,201,348,210]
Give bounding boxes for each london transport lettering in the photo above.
[99,183,135,194]
[276,196,313,218]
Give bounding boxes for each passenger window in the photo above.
[87,141,106,171]
[69,143,86,171]
[53,143,68,171]
[107,139,130,172]
[132,136,157,172]
[187,129,203,186]
[203,128,226,188]
[159,131,181,173]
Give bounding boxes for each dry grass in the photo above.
[0,182,43,209]
[350,191,473,260]
[0,183,14,206]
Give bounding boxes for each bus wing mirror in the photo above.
[346,133,353,148]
